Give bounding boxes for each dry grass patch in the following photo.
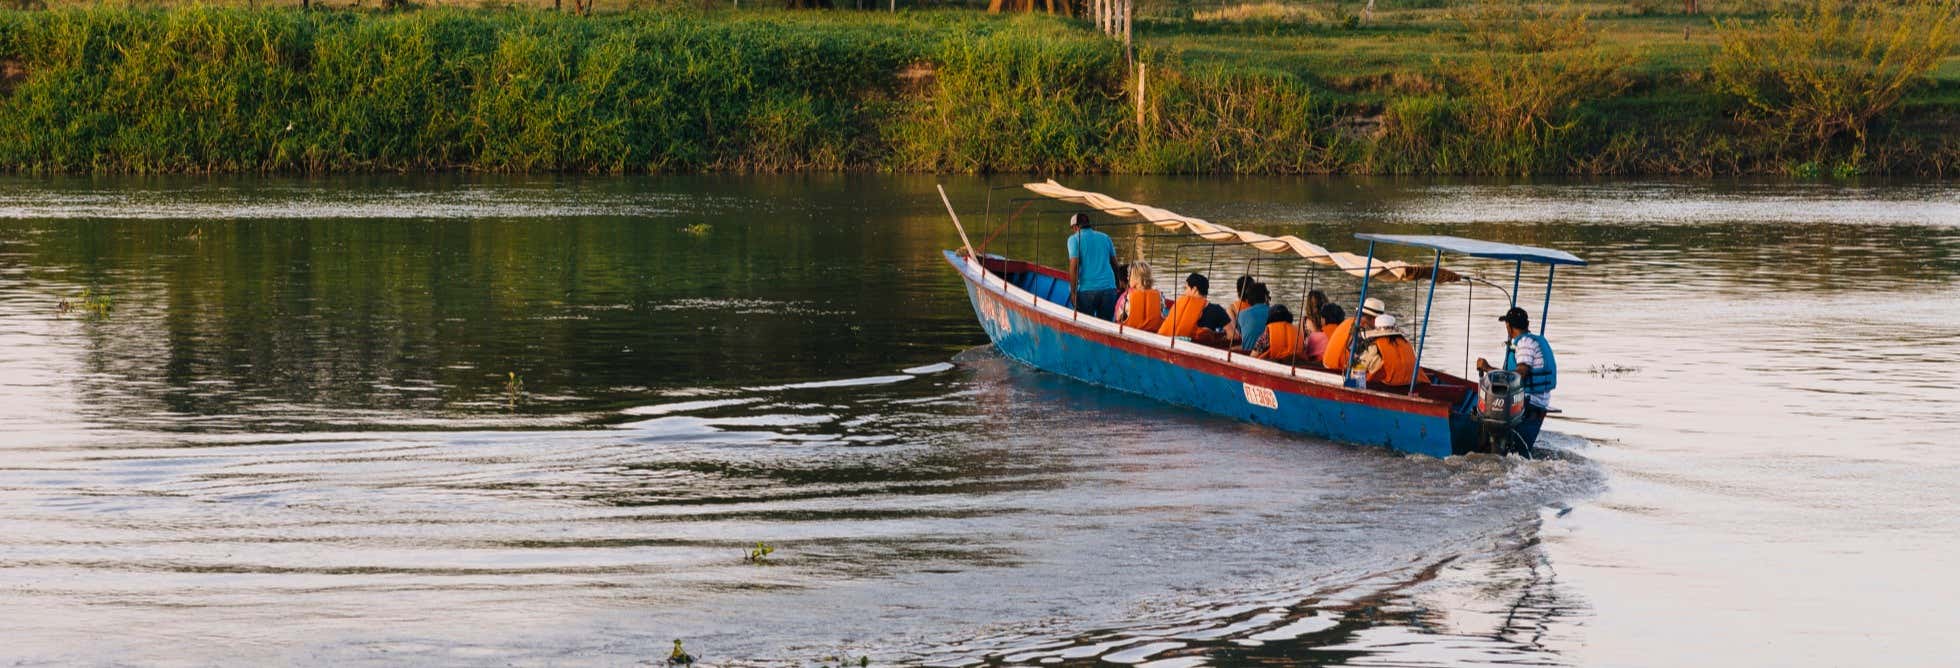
[1192,2,1331,24]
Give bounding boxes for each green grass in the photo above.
[1143,6,1955,91]
[0,3,1954,175]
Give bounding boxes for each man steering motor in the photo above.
[1476,306,1559,449]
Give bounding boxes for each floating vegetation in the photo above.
[1590,363,1641,377]
[817,655,870,667]
[745,541,775,564]
[504,371,524,408]
[57,288,112,318]
[667,639,695,666]
[680,223,712,237]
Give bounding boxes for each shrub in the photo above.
[1446,1,1629,173]
[1121,60,1338,174]
[1711,0,1960,150]
[1369,94,1468,174]
[890,17,1124,173]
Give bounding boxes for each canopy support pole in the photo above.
[1299,266,1314,333]
[983,181,993,250]
[1540,266,1556,336]
[1345,241,1377,387]
[1168,245,1183,350]
[1510,261,1522,309]
[1306,267,1318,325]
[1465,276,1474,378]
[1411,249,1441,396]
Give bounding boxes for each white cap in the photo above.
[1362,297,1386,315]
[1376,313,1398,329]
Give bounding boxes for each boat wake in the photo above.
[879,517,1582,668]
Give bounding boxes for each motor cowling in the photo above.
[1478,370,1527,427]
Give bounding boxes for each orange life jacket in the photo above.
[1158,295,1207,338]
[1123,288,1165,331]
[1322,319,1357,370]
[1369,335,1419,386]
[1258,322,1304,362]
[1321,323,1340,338]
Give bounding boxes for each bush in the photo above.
[1446,1,1629,173]
[1120,60,1338,174]
[1712,0,1960,151]
[890,17,1124,173]
[1368,94,1468,173]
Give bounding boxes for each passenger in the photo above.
[1305,303,1338,361]
[1112,263,1132,319]
[1192,303,1232,348]
[1304,290,1331,331]
[1117,261,1165,331]
[1357,313,1419,387]
[1322,297,1383,371]
[1232,283,1271,352]
[1224,275,1257,339]
[1254,304,1307,363]
[1317,302,1345,338]
[1157,273,1210,338]
[1476,307,1560,447]
[1230,275,1257,316]
[1067,213,1119,321]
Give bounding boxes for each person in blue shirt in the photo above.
[1477,307,1560,448]
[1232,282,1271,353]
[1066,213,1119,321]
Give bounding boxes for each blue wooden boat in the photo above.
[939,183,1585,458]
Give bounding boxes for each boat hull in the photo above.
[948,251,1470,458]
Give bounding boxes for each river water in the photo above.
[0,176,1953,666]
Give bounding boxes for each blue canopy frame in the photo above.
[1342,234,1585,395]
[1351,234,1587,267]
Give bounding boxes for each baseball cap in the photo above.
[1498,307,1530,329]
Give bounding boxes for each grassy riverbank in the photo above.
[0,3,1955,175]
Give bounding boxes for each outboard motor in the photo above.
[1476,370,1530,455]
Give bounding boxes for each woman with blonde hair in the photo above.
[1117,260,1165,331]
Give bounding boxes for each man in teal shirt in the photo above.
[1067,213,1119,320]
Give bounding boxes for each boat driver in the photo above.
[1067,213,1119,321]
[1477,307,1560,447]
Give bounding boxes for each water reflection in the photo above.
[0,175,1955,665]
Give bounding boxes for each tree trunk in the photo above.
[1122,0,1132,45]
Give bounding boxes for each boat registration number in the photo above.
[1242,384,1279,410]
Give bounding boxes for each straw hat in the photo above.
[1361,297,1386,316]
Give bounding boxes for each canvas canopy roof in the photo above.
[1023,180,1460,283]
[1353,234,1587,266]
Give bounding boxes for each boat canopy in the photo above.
[1023,180,1459,283]
[1353,234,1587,266]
